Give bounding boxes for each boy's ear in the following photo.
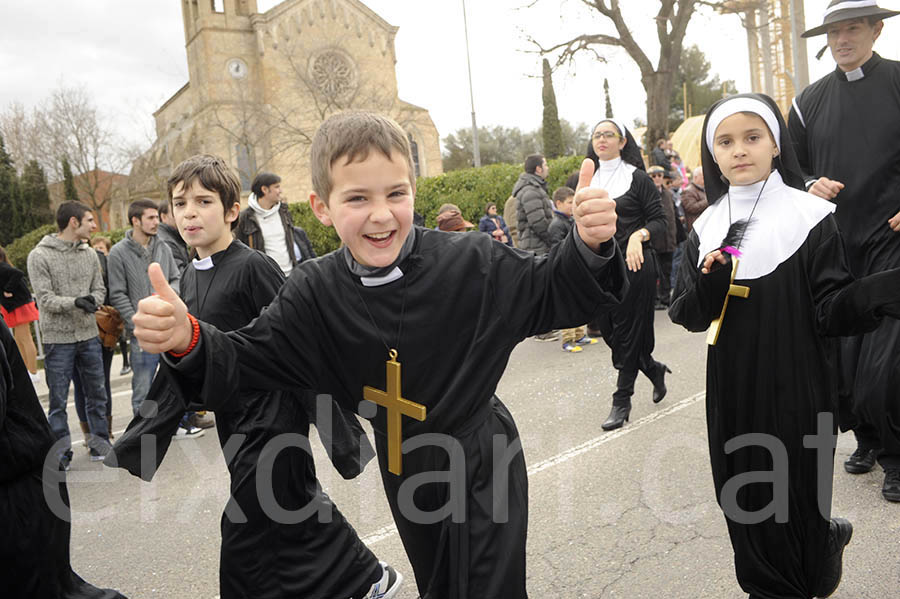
[225,202,240,225]
[309,192,333,227]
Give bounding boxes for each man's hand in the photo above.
[133,263,192,354]
[573,159,617,250]
[808,177,844,200]
[74,295,99,314]
[888,209,900,233]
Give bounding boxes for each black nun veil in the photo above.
[586,119,646,173]
[700,92,806,204]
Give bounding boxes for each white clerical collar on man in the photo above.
[845,67,865,81]
[360,266,404,287]
[192,255,214,271]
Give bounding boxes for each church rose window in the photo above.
[310,51,357,100]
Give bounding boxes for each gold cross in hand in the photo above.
[706,257,750,346]
[363,349,427,475]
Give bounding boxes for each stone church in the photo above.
[125,0,442,222]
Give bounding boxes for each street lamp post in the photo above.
[461,0,481,167]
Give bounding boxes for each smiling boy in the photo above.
[133,112,626,598]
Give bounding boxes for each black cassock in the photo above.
[0,322,125,598]
[788,52,900,456]
[670,216,900,599]
[109,241,380,599]
[167,227,627,599]
[593,171,667,400]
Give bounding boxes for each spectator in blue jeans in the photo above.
[108,199,180,417]
[26,202,112,469]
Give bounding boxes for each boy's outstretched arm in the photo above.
[573,158,617,251]
[133,263,193,354]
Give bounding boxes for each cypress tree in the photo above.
[604,78,614,117]
[0,135,18,245]
[61,156,79,202]
[20,160,53,230]
[541,59,564,159]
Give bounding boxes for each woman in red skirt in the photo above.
[0,246,40,379]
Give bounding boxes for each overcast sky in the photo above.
[2,0,899,163]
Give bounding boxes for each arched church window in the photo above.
[408,134,421,178]
[235,144,257,192]
[309,51,357,100]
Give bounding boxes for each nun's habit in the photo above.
[788,49,900,473]
[669,93,900,599]
[586,119,669,426]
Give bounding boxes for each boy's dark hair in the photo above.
[56,201,91,231]
[251,172,281,198]
[167,155,241,229]
[524,154,544,174]
[484,201,496,214]
[310,111,415,205]
[157,200,170,216]
[552,186,575,206]
[128,198,159,227]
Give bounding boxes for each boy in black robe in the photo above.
[132,112,627,599]
[671,93,900,599]
[787,0,900,502]
[106,155,398,599]
[0,320,126,598]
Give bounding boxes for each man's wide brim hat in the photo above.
[802,0,899,38]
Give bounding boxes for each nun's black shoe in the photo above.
[883,469,900,502]
[843,447,879,474]
[651,364,672,404]
[813,517,853,598]
[602,405,631,431]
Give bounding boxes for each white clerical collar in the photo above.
[590,156,636,199]
[597,157,623,171]
[192,255,214,271]
[845,67,865,82]
[360,266,404,287]
[693,171,835,280]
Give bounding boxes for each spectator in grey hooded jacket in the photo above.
[513,154,554,255]
[108,198,179,416]
[26,201,112,469]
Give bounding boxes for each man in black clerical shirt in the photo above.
[788,0,900,503]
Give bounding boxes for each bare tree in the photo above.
[531,0,731,144]
[0,86,130,229]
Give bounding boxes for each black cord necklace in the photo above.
[726,172,771,252]
[350,272,410,358]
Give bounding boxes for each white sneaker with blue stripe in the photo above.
[360,561,403,599]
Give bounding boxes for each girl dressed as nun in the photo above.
[669,92,900,598]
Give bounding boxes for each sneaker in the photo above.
[119,365,132,376]
[174,425,205,440]
[883,468,900,502]
[58,452,73,472]
[561,342,583,353]
[575,335,598,346]
[359,562,403,599]
[189,412,216,429]
[843,447,879,474]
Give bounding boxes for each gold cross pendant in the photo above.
[363,349,427,475]
[706,257,750,346]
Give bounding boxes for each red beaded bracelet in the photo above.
[168,313,200,358]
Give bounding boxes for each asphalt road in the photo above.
[47,314,899,598]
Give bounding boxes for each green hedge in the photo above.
[288,154,585,256]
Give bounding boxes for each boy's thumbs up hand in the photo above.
[133,263,193,355]
[573,158,617,250]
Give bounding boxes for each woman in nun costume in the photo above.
[669,92,900,598]
[586,118,669,431]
